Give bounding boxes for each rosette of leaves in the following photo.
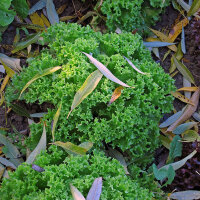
[0,150,154,200]
[6,22,175,167]
[100,0,171,33]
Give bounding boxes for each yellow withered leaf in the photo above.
[146,37,161,42]
[150,28,177,52]
[171,91,195,105]
[67,70,103,118]
[170,70,179,78]
[20,66,62,98]
[0,75,10,92]
[0,59,15,78]
[30,12,45,27]
[108,86,124,106]
[51,101,62,142]
[53,141,87,156]
[41,13,51,27]
[167,88,200,132]
[56,4,67,15]
[168,18,189,42]
[169,43,183,74]
[177,87,198,92]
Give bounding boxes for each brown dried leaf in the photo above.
[108,86,123,106]
[168,18,189,42]
[177,87,198,92]
[167,87,200,132]
[171,91,195,105]
[56,4,67,15]
[149,28,177,52]
[30,12,45,27]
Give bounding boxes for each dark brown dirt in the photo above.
[154,5,200,192]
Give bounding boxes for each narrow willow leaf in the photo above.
[169,135,182,162]
[193,112,200,122]
[19,66,61,98]
[169,43,183,74]
[46,0,59,25]
[83,52,133,88]
[152,47,160,59]
[29,0,47,15]
[163,49,171,61]
[67,70,103,118]
[30,12,45,27]
[70,184,86,200]
[177,87,198,92]
[0,133,23,167]
[171,91,194,105]
[161,150,197,171]
[41,13,51,27]
[53,141,87,156]
[173,122,197,135]
[108,86,123,106]
[143,41,176,47]
[159,111,183,128]
[149,28,177,51]
[86,177,102,200]
[170,190,200,200]
[26,125,46,164]
[181,26,186,54]
[107,147,129,174]
[172,55,195,84]
[0,59,15,77]
[123,56,149,75]
[32,164,45,172]
[170,70,179,78]
[187,0,200,16]
[168,18,189,42]
[0,65,5,73]
[0,53,21,72]
[10,103,30,117]
[0,157,17,169]
[56,4,67,15]
[79,142,93,151]
[183,77,191,99]
[167,88,200,132]
[30,112,48,118]
[0,167,5,180]
[0,75,10,92]
[52,101,62,141]
[176,0,190,11]
[12,32,41,53]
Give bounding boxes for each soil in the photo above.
[0,0,200,193]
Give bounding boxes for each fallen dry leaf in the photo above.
[167,87,200,132]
